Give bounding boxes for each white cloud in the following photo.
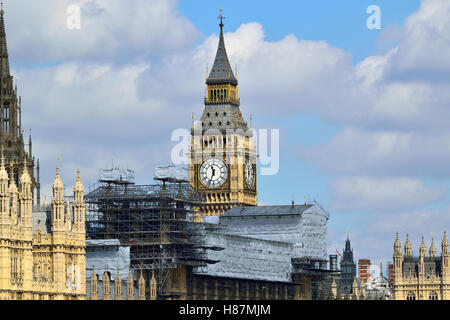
[301,128,450,178]
[365,207,450,258]
[389,0,450,78]
[4,0,450,263]
[329,176,447,212]
[6,0,200,63]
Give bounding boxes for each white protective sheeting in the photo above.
[86,239,131,281]
[220,204,328,261]
[194,230,293,282]
[99,168,135,184]
[154,165,188,181]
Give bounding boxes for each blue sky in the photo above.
[179,0,420,62]
[179,0,449,263]
[5,0,450,267]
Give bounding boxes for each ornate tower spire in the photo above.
[430,234,437,258]
[394,232,402,254]
[189,9,257,222]
[0,0,10,77]
[138,270,145,300]
[103,267,110,300]
[442,231,449,255]
[204,8,242,114]
[206,9,237,86]
[0,2,38,206]
[73,168,85,234]
[419,235,426,278]
[90,265,98,300]
[52,165,65,232]
[126,268,134,300]
[393,232,403,289]
[150,264,157,300]
[419,235,427,257]
[442,231,450,292]
[404,233,412,257]
[115,264,122,300]
[19,157,33,231]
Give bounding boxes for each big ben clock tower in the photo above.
[189,11,257,222]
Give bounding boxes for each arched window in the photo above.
[3,103,10,132]
[14,168,19,187]
[224,89,227,99]
[407,292,416,300]
[429,291,438,300]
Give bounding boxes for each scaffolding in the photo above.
[85,171,217,298]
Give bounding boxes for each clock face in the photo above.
[245,160,255,189]
[199,158,228,188]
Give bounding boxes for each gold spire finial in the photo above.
[218,8,225,27]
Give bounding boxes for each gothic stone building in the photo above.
[393,232,450,300]
[0,5,86,300]
[339,235,357,296]
[0,6,40,204]
[0,160,87,300]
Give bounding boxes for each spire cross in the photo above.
[218,8,225,27]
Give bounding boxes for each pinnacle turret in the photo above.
[420,236,427,256]
[404,233,412,257]
[430,236,437,258]
[442,231,448,255]
[394,232,402,254]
